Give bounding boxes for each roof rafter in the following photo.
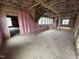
[0,0,27,10]
[35,0,59,15]
[0,1,16,8]
[48,0,65,7]
[27,2,39,10]
[27,0,48,10]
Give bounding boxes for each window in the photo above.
[38,17,53,25]
[6,17,12,27]
[62,19,70,25]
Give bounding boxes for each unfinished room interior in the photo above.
[0,0,79,59]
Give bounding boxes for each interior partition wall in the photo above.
[0,6,35,47]
[18,10,35,34]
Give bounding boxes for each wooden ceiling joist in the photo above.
[27,2,39,10]
[0,0,79,20]
[0,1,16,8]
[16,2,27,8]
[48,0,65,7]
[27,0,48,10]
[35,0,59,14]
[0,0,28,10]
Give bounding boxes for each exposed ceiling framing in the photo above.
[0,0,79,20]
[34,0,59,14]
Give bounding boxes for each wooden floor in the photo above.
[3,30,77,59]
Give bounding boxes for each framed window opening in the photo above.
[62,19,70,25]
[38,17,53,25]
[6,17,12,27]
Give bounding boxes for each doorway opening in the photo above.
[6,15,20,37]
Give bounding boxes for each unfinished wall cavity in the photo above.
[73,13,79,58]
[0,5,48,37]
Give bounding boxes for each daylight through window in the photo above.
[62,19,70,25]
[6,17,12,27]
[38,17,53,25]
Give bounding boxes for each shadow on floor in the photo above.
[9,27,20,37]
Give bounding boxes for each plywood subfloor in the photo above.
[4,30,77,59]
